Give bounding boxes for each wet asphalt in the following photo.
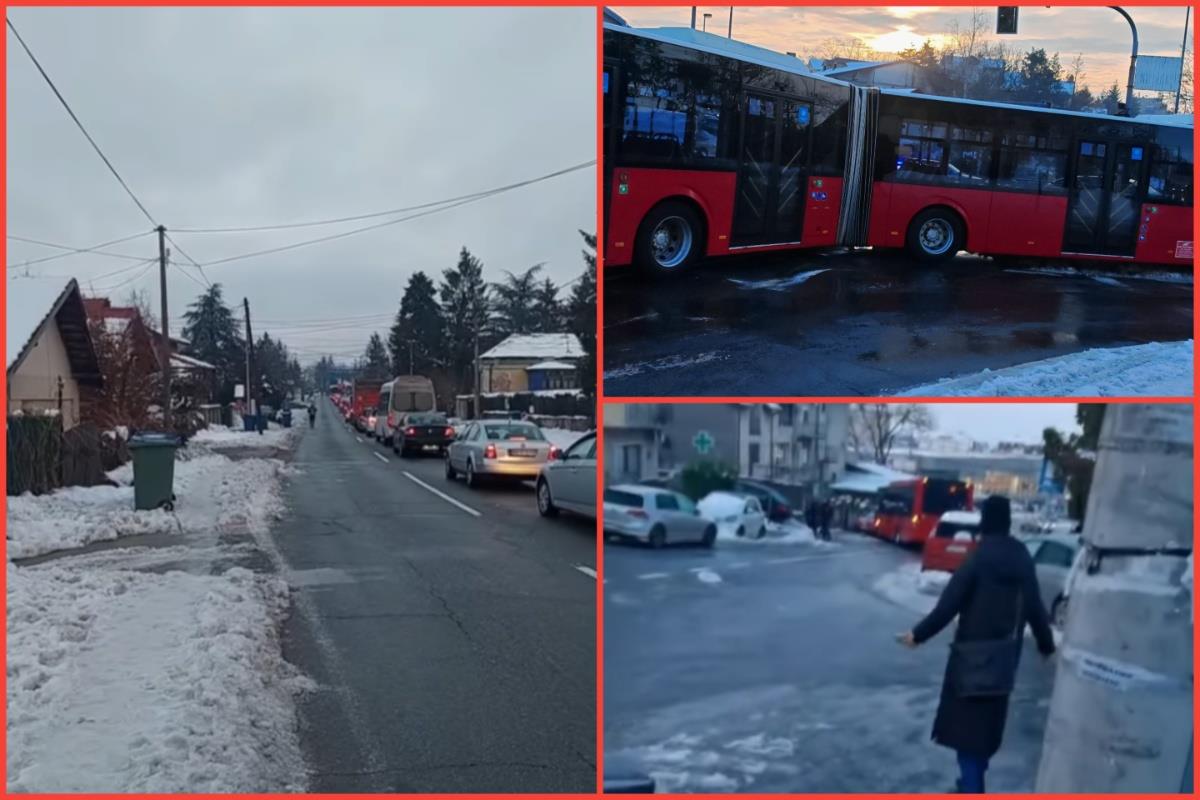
[602,249,1193,397]
[603,532,1057,793]
[275,401,596,792]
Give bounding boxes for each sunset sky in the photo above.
[611,6,1191,95]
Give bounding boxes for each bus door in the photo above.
[1064,140,1145,256]
[731,92,812,246]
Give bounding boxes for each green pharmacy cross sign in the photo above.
[693,430,715,455]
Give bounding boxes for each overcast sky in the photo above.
[930,403,1080,444]
[7,7,595,364]
[613,6,1190,94]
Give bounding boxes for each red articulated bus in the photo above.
[871,476,974,546]
[603,23,1193,273]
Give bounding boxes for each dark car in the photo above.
[393,412,455,457]
[733,479,795,523]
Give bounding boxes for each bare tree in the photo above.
[848,404,935,464]
[946,7,989,59]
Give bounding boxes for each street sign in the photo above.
[996,7,1018,35]
[1134,55,1183,91]
[1038,457,1064,495]
[693,430,715,455]
[234,384,245,399]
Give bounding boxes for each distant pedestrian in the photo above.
[819,499,833,541]
[896,495,1055,793]
[805,501,818,533]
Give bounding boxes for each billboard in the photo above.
[1134,55,1183,92]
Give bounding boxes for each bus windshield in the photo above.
[923,479,969,514]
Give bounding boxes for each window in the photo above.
[946,140,992,186]
[923,480,970,514]
[605,488,644,507]
[995,129,1068,195]
[779,405,795,425]
[749,407,761,435]
[749,443,761,465]
[676,493,698,514]
[655,493,680,511]
[1033,541,1076,568]
[565,434,595,461]
[621,444,642,476]
[484,423,545,441]
[1149,129,1193,205]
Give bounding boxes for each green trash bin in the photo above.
[128,433,181,511]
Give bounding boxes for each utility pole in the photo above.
[408,341,415,375]
[157,225,172,431]
[690,6,696,29]
[1035,404,1193,792]
[473,322,482,420]
[1110,6,1139,114]
[244,298,261,435]
[727,6,733,38]
[1176,6,1190,113]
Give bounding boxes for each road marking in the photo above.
[575,565,597,579]
[373,452,389,463]
[355,436,363,443]
[402,471,482,517]
[637,572,670,580]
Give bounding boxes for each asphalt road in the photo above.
[602,249,1193,396]
[604,531,1057,793]
[273,402,596,792]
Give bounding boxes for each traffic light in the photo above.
[997,7,1019,35]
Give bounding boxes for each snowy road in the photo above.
[603,532,1057,793]
[602,249,1192,397]
[275,401,596,792]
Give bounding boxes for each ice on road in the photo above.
[898,339,1193,397]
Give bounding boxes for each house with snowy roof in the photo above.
[7,278,103,430]
[478,333,584,394]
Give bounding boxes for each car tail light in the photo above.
[484,443,497,459]
[548,446,561,460]
[444,427,455,437]
[626,509,648,519]
[405,427,417,436]
[911,514,920,524]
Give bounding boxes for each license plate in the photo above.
[509,448,536,457]
[947,545,967,553]
[422,444,439,451]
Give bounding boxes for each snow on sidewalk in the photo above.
[7,563,310,792]
[872,562,949,616]
[191,421,302,451]
[897,340,1192,397]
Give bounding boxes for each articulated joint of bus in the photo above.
[838,85,880,248]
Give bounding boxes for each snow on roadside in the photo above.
[872,562,948,616]
[897,340,1192,397]
[191,422,300,450]
[7,562,311,792]
[716,518,828,547]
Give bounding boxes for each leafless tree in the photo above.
[848,404,935,464]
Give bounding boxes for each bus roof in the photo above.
[879,86,1194,130]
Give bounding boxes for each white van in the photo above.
[373,375,437,445]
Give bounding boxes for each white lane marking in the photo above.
[575,565,598,579]
[373,452,389,463]
[637,572,670,580]
[402,471,482,517]
[355,436,363,443]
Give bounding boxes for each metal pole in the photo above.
[728,6,733,38]
[157,225,171,431]
[473,324,481,420]
[245,298,260,435]
[1035,404,1193,791]
[1176,6,1190,113]
[1109,6,1139,113]
[690,6,696,29]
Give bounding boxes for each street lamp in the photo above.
[1109,6,1139,114]
[702,12,711,32]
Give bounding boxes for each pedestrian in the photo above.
[819,499,833,541]
[896,495,1055,794]
[805,500,818,533]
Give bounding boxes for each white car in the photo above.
[536,432,596,519]
[698,491,767,539]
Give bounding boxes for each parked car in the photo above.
[698,491,767,539]
[921,510,981,572]
[1022,533,1083,627]
[733,479,795,522]
[603,484,716,548]
[444,420,558,487]
[394,412,455,457]
[536,431,597,519]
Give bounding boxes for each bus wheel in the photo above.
[637,202,702,273]
[907,208,963,263]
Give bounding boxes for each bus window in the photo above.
[879,486,915,514]
[1149,129,1193,205]
[923,480,969,514]
[895,119,946,180]
[945,127,993,186]
[996,147,1067,195]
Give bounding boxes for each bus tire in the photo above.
[636,201,704,273]
[907,207,963,263]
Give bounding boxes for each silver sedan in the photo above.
[444,420,557,488]
[603,484,716,548]
[537,431,596,519]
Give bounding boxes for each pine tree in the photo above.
[362,332,391,379]
[439,247,491,396]
[181,283,244,404]
[492,264,544,338]
[566,231,597,398]
[531,277,562,332]
[387,271,444,375]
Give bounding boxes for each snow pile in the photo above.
[8,451,292,560]
[897,340,1193,397]
[191,423,299,450]
[7,563,310,792]
[717,518,823,546]
[699,491,750,522]
[872,562,944,616]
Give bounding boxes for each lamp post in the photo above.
[1109,6,1138,113]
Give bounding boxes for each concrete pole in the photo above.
[1035,404,1192,792]
[1176,6,1190,113]
[157,225,172,431]
[690,7,696,29]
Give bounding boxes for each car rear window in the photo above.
[484,423,545,441]
[409,413,447,425]
[935,522,978,538]
[605,489,644,507]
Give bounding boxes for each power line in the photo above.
[164,231,212,288]
[7,18,158,227]
[6,230,153,269]
[183,160,596,269]
[171,159,596,234]
[86,258,158,293]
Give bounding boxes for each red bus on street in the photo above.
[603,23,1193,273]
[870,476,974,546]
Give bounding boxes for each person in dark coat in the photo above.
[897,495,1056,793]
[818,499,833,541]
